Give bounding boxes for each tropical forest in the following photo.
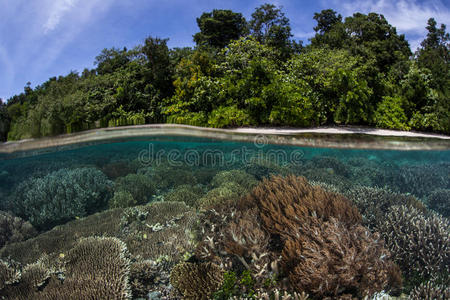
[0,3,449,142]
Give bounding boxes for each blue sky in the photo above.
[0,0,449,101]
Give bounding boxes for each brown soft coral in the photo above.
[245,175,362,238]
[283,217,400,298]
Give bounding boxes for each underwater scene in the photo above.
[0,135,449,300]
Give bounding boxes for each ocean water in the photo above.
[0,135,449,299]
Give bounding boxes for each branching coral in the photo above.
[100,160,137,179]
[396,163,449,198]
[345,186,427,230]
[114,173,156,206]
[170,261,224,299]
[408,280,450,300]
[211,169,258,190]
[427,189,450,218]
[109,190,137,209]
[164,184,205,207]
[0,259,20,290]
[0,211,36,249]
[9,167,112,229]
[377,205,449,284]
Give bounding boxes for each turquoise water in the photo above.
[0,135,449,299]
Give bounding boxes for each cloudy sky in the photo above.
[0,0,449,100]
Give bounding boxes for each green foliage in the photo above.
[0,100,9,141]
[194,9,248,48]
[3,5,450,138]
[375,96,410,130]
[213,270,255,299]
[249,3,295,59]
[207,105,251,128]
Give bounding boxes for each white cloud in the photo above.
[325,0,450,50]
[43,0,79,33]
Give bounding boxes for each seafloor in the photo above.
[0,130,449,300]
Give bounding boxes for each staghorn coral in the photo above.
[344,186,427,230]
[0,211,36,249]
[170,261,224,300]
[0,259,20,290]
[164,184,205,207]
[408,280,450,300]
[246,175,362,237]
[396,163,449,198]
[377,205,449,285]
[9,167,112,230]
[114,173,156,206]
[427,189,450,217]
[282,217,400,298]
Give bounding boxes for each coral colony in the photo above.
[0,147,449,299]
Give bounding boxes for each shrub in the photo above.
[375,96,410,130]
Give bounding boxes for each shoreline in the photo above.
[1,124,449,154]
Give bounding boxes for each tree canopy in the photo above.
[2,3,449,142]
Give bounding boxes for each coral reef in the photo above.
[9,167,112,230]
[196,175,399,298]
[408,280,450,300]
[138,163,198,190]
[0,259,20,290]
[345,186,427,230]
[377,205,449,286]
[307,156,352,178]
[109,190,136,209]
[170,261,224,299]
[1,202,198,270]
[427,189,450,217]
[197,182,245,209]
[396,163,449,198]
[1,237,131,300]
[282,217,401,298]
[246,175,362,236]
[164,184,205,207]
[211,169,258,190]
[243,156,289,180]
[232,289,309,300]
[0,211,36,249]
[100,160,137,179]
[129,259,168,298]
[114,173,156,206]
[0,208,123,264]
